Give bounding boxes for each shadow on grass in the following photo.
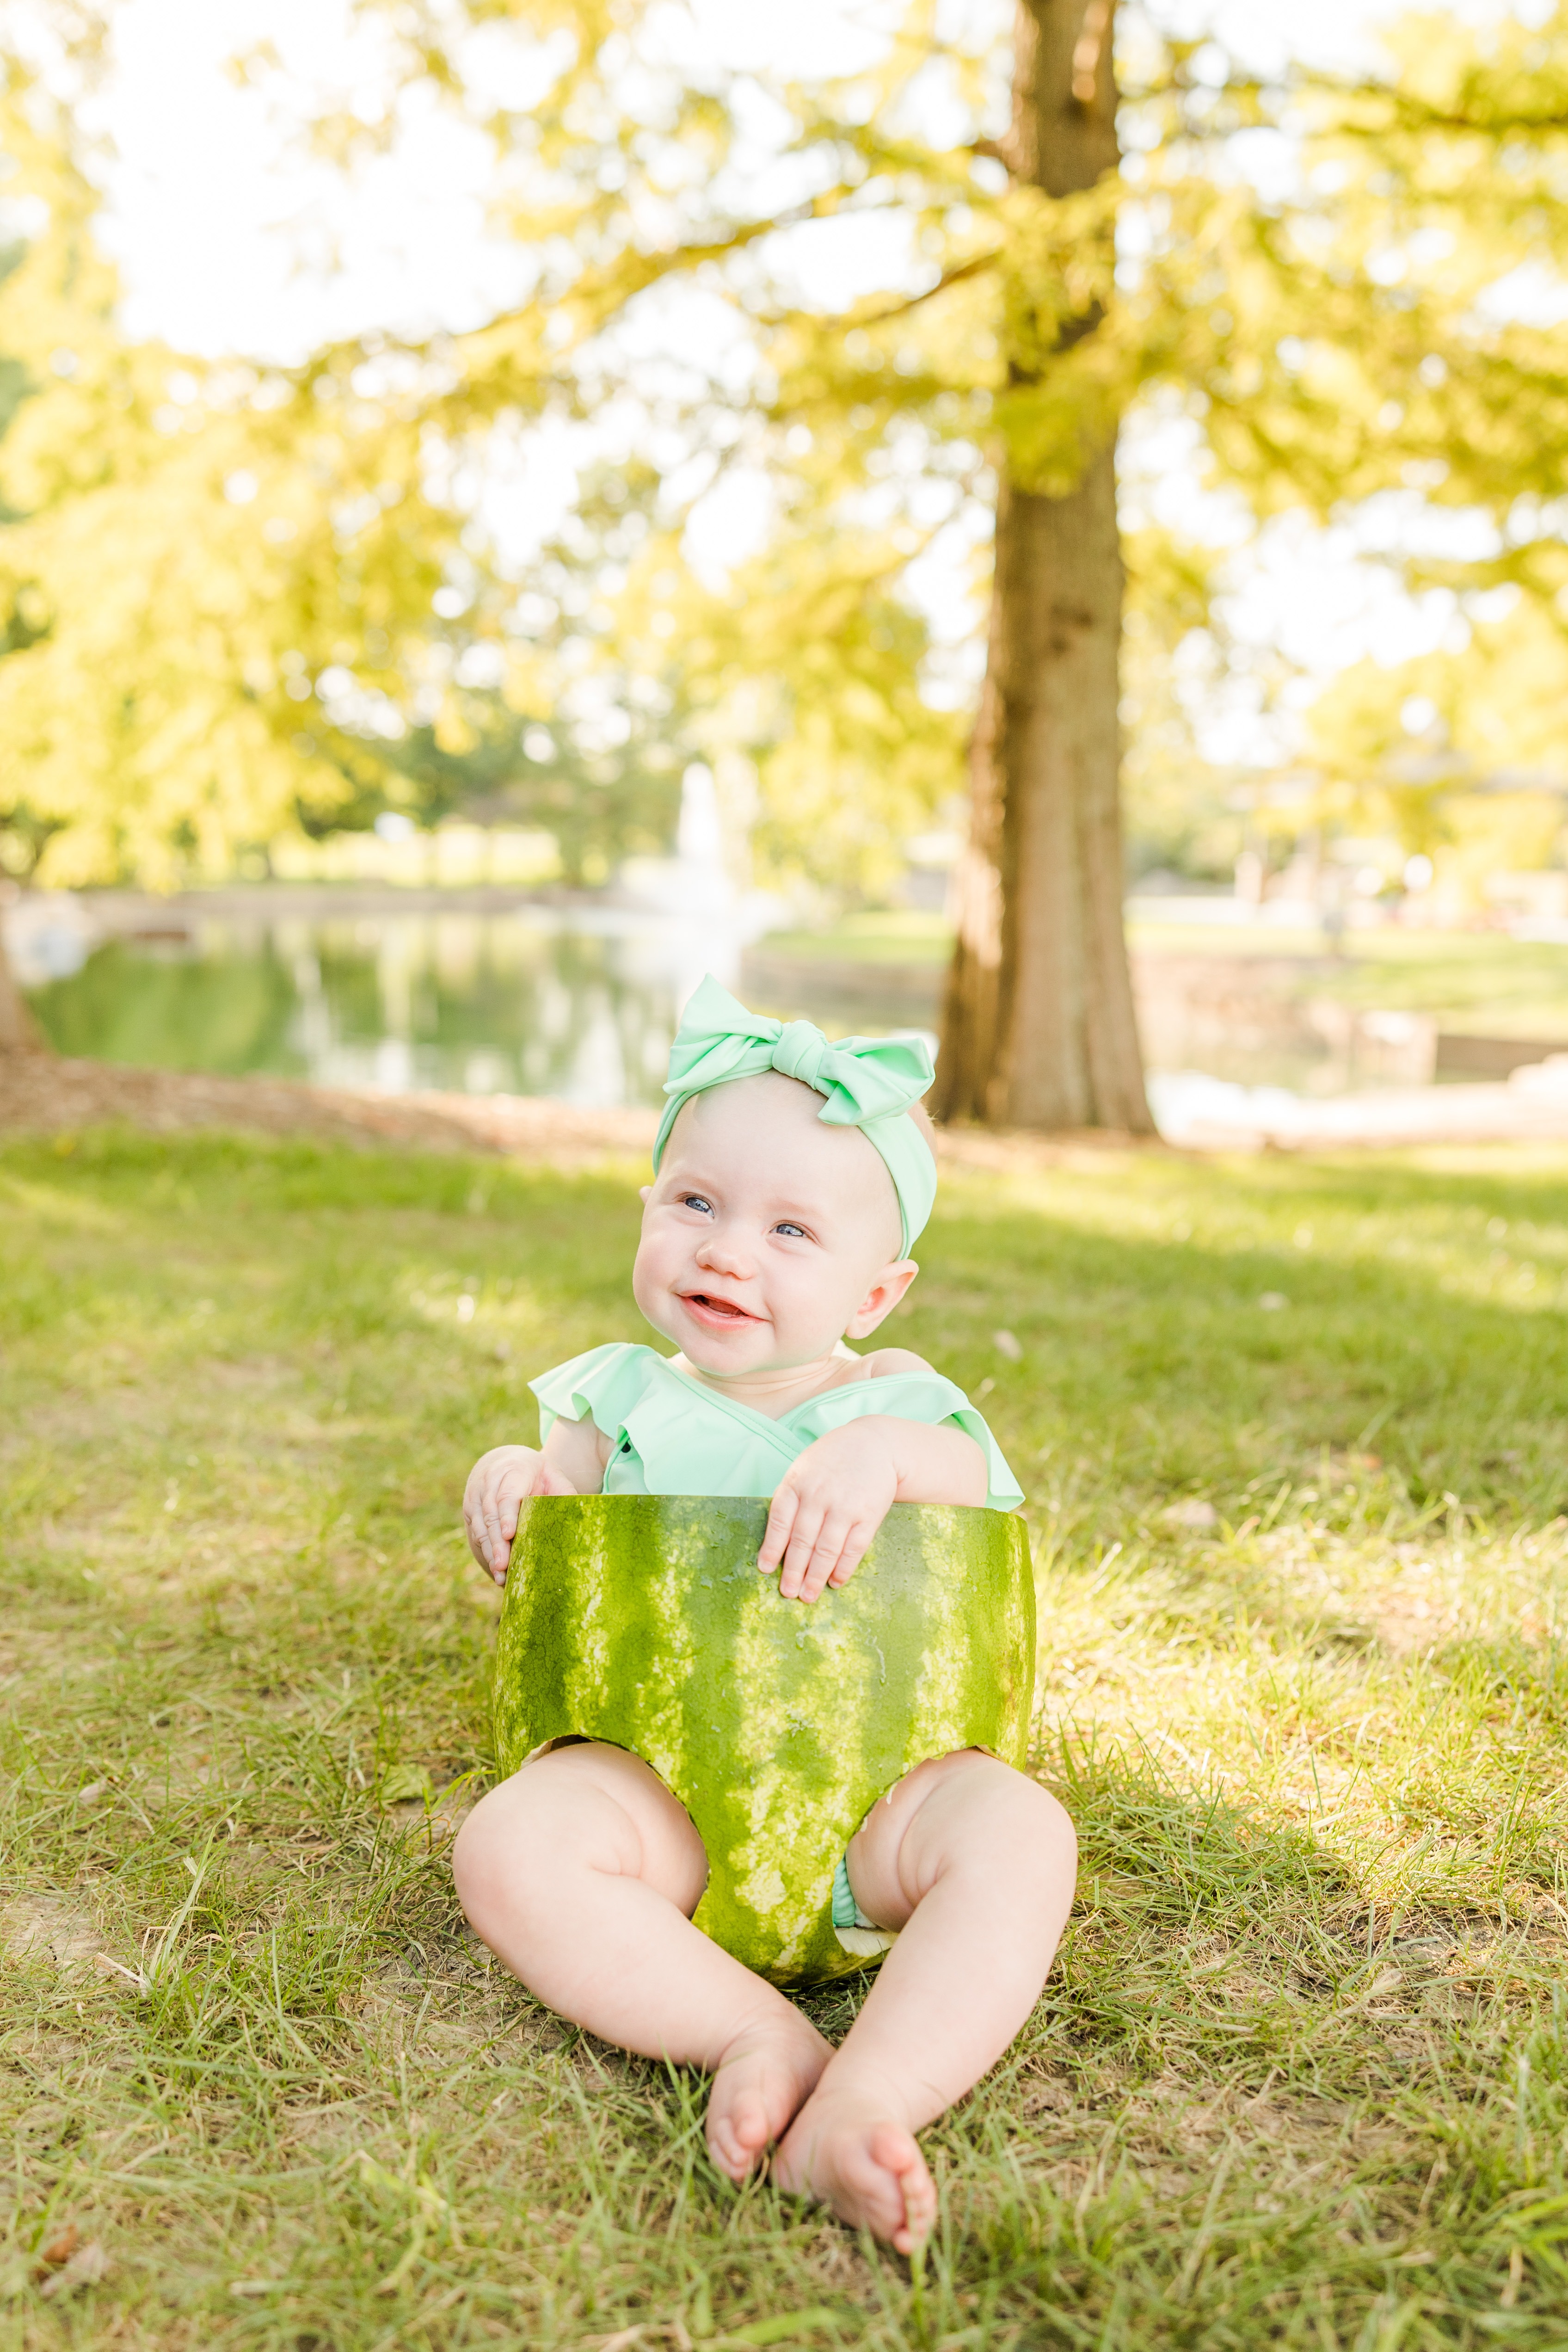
[911,1157,1568,1519]
[6,1126,1564,1512]
[1054,1733,1353,1929]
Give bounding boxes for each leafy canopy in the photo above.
[3,2,1568,890]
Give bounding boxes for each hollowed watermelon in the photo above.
[492,1494,1035,1987]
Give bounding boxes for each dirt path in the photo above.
[0,1051,1172,1176]
[0,1052,659,1166]
[4,1049,1567,1169]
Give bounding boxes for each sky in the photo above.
[48,0,1542,764]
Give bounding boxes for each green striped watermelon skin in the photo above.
[491,1495,1035,1987]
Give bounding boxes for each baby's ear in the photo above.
[846,1257,919,1336]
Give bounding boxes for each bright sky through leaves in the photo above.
[26,0,1560,762]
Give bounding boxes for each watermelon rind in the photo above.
[491,1495,1035,1988]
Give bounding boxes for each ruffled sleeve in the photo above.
[529,1343,656,1444]
[794,1370,1026,1513]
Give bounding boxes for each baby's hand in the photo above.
[463,1445,576,1585]
[757,1424,900,1603]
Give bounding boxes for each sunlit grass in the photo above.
[754,911,955,966]
[4,1127,1568,2346]
[758,913,1568,1042]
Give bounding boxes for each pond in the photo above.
[20,904,741,1107]
[16,891,1490,1116]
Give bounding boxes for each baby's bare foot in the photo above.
[773,2081,937,2253]
[705,2010,833,2183]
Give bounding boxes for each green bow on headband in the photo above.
[652,975,937,1255]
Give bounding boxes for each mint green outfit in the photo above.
[531,1342,1025,1516]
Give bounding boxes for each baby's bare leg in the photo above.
[452,1743,831,2179]
[774,1751,1076,2253]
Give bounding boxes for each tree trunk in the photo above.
[934,0,1152,1133]
[0,902,45,1053]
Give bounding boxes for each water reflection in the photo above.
[27,896,1434,1111]
[26,911,719,1107]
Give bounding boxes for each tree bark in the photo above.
[934,0,1152,1133]
[0,902,45,1054]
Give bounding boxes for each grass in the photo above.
[4,1125,1568,2347]
[1318,936,1568,1041]
[754,913,956,967]
[760,913,1568,1043]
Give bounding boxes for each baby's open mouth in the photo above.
[682,1292,762,1328]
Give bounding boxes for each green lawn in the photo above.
[5,1126,1568,2347]
[759,913,1568,1041]
[755,913,956,967]
[1318,935,1568,1041]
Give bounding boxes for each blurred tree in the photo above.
[610,513,967,901]
[0,86,461,893]
[0,51,495,1041]
[300,0,1568,1129]
[458,465,686,887]
[1302,604,1568,899]
[0,48,452,1030]
[0,51,943,944]
[1118,529,1250,885]
[7,4,1568,1119]
[0,192,43,1046]
[302,465,689,884]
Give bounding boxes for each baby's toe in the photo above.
[870,2127,935,2251]
[707,2087,777,2181]
[705,2118,748,2181]
[824,2132,912,2239]
[727,2092,772,2160]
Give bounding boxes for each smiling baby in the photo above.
[454,978,1076,2252]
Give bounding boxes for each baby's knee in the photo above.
[451,1771,582,1932]
[941,1771,1075,1940]
[451,1780,519,1914]
[856,1754,1075,1921]
[938,1764,1076,1909]
[947,1756,1073,1850]
[1011,1777,1077,1875]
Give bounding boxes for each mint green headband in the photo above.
[653,975,937,1256]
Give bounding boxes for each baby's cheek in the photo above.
[630,1234,679,1333]
[799,1258,873,1344]
[766,1265,836,1348]
[629,1231,662,1301]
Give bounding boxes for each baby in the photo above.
[454,979,1077,2253]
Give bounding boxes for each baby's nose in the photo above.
[695,1229,751,1275]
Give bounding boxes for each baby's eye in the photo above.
[680,1193,714,1216]
[773,1220,808,1240]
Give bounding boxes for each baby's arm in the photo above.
[463,1414,609,1585]
[758,1355,989,1603]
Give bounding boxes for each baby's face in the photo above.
[633,1073,916,1375]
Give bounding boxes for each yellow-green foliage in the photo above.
[1119,528,1250,881]
[614,522,967,897]
[6,5,1568,891]
[1303,605,1568,894]
[350,0,1568,734]
[0,78,467,888]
